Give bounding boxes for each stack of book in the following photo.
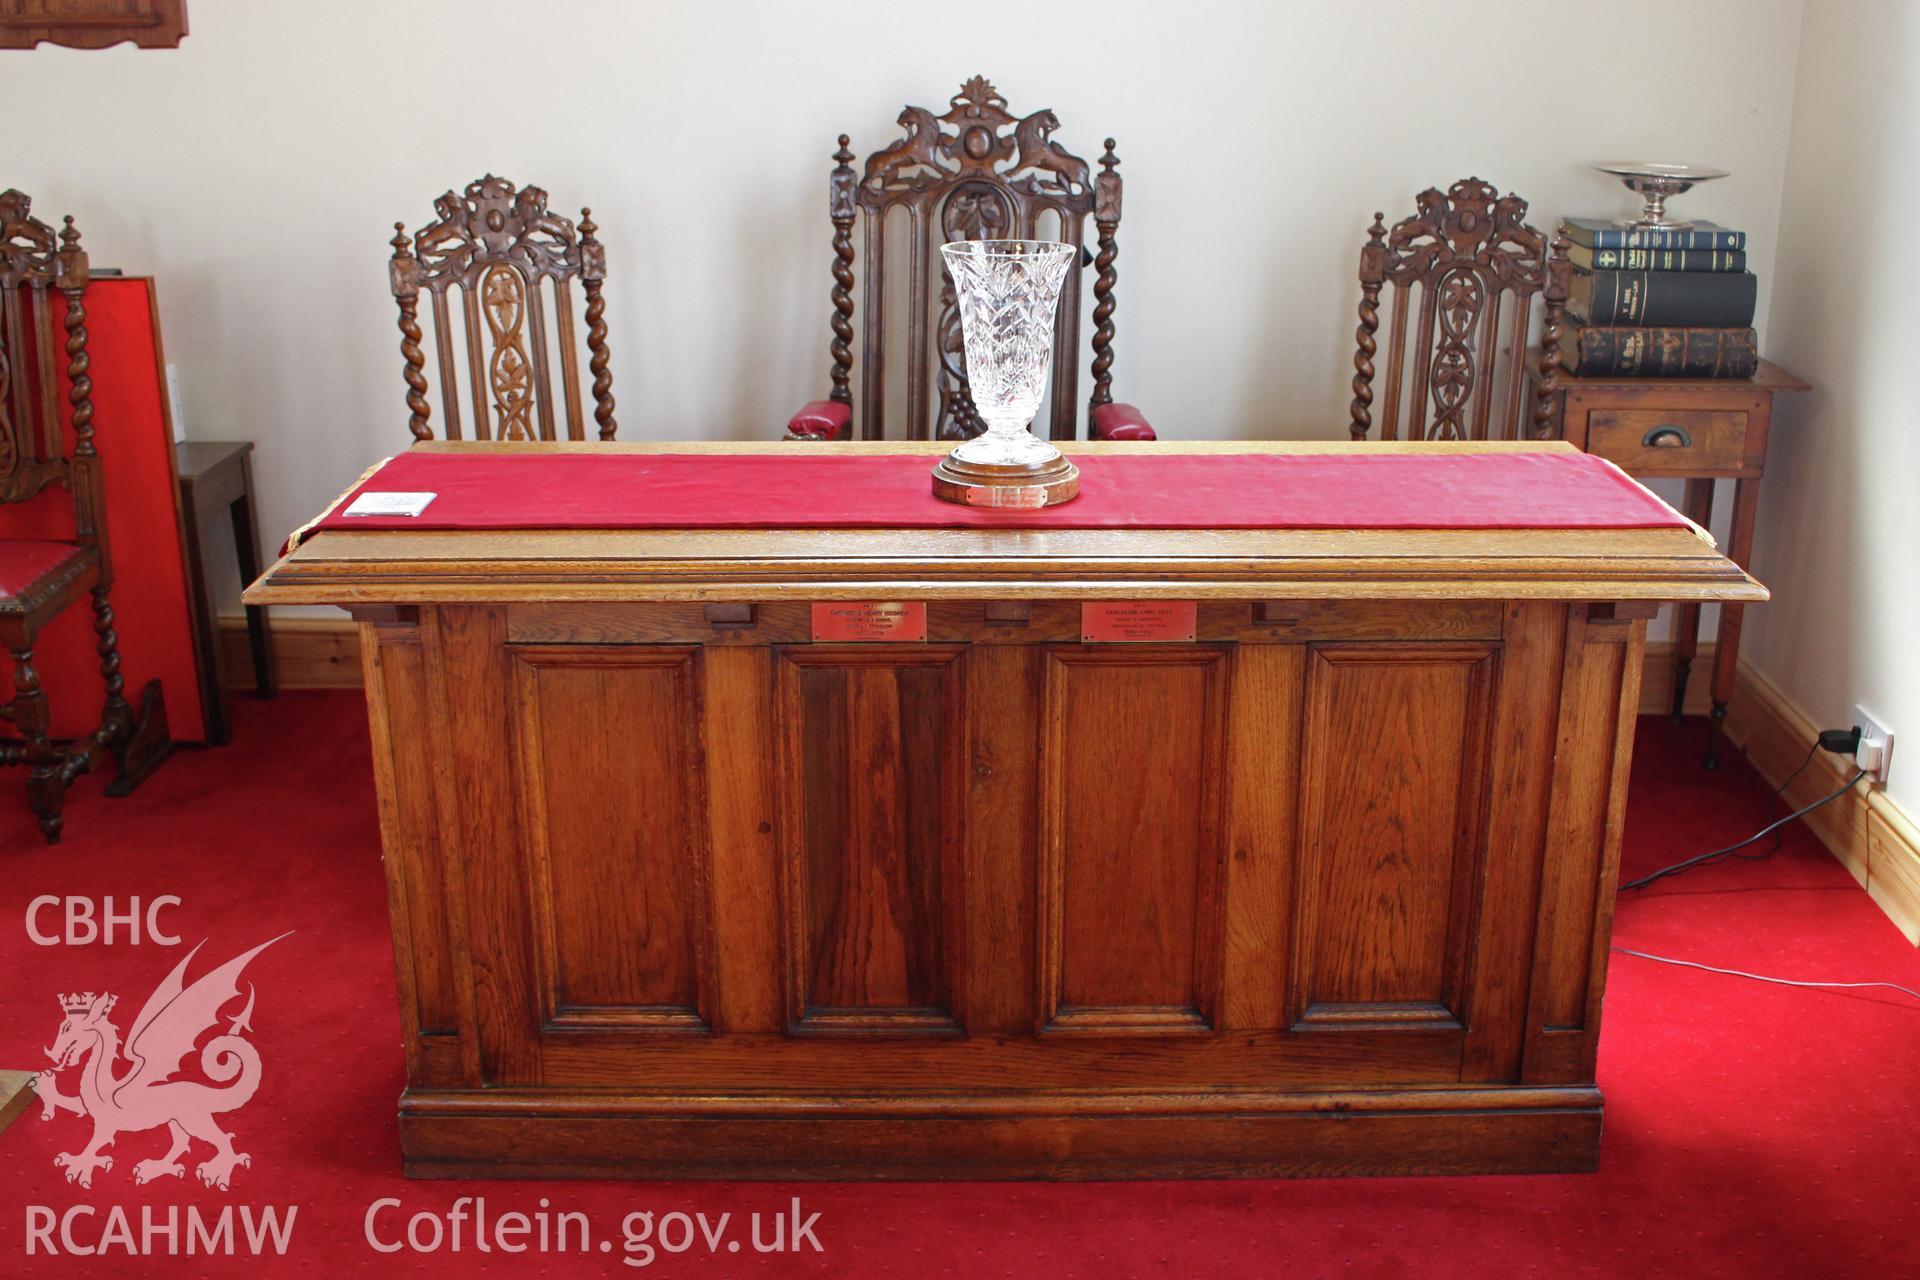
[1556,217,1757,378]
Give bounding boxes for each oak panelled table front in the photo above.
[246,440,1764,1180]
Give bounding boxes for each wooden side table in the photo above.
[1545,360,1809,767]
[176,441,277,744]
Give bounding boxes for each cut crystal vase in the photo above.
[932,239,1080,507]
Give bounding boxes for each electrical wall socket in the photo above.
[1852,703,1894,784]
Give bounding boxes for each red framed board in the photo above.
[1,276,208,743]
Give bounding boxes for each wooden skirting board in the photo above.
[221,615,361,688]
[1723,660,1920,945]
[218,617,1919,945]
[1640,638,1716,719]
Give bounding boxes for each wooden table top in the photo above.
[246,440,1766,607]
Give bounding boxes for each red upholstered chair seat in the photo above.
[1089,402,1156,441]
[786,399,853,441]
[787,396,1154,443]
[0,540,93,606]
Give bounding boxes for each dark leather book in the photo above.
[1561,218,1746,251]
[1557,326,1759,378]
[1569,269,1758,326]
[1568,244,1747,272]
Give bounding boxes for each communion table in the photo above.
[246,439,1762,1179]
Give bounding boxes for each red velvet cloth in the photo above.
[1090,401,1156,441]
[0,539,87,598]
[309,449,1684,535]
[786,398,853,440]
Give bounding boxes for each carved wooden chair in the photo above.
[1348,178,1570,442]
[389,175,616,442]
[787,76,1154,443]
[1,191,142,842]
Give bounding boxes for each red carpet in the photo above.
[1,692,1915,1277]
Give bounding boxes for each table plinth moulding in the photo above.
[1544,359,1808,768]
[247,441,1762,1180]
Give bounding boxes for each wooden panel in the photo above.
[1293,643,1495,1030]
[234,600,1503,695]
[422,605,536,1085]
[511,645,714,1032]
[775,647,967,1033]
[1040,647,1229,1033]
[362,627,460,1057]
[1522,609,1643,1083]
[1586,407,1747,475]
[539,1022,1466,1093]
[1460,602,1566,1081]
[1221,644,1304,1031]
[399,1085,1603,1180]
[505,599,1506,649]
[1243,599,1502,641]
[703,647,784,1032]
[964,645,1041,1035]
[510,601,810,646]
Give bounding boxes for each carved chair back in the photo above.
[824,77,1124,441]
[389,175,616,442]
[0,189,104,565]
[1348,178,1568,442]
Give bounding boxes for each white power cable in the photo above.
[1613,947,1920,1004]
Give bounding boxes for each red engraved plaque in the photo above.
[810,601,929,642]
[1081,601,1199,643]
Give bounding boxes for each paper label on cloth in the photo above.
[342,491,437,517]
[1081,601,1198,643]
[810,602,928,642]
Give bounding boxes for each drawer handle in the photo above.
[1642,425,1692,449]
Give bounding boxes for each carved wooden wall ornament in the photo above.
[1349,178,1569,443]
[814,77,1127,441]
[0,0,187,50]
[388,175,616,442]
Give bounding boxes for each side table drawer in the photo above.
[1585,408,1748,474]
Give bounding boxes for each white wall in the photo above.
[1,0,1806,540]
[1746,0,1920,813]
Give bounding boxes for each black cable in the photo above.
[1771,737,1822,799]
[1621,768,1867,891]
[1740,736,1823,862]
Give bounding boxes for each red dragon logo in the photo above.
[34,936,285,1190]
